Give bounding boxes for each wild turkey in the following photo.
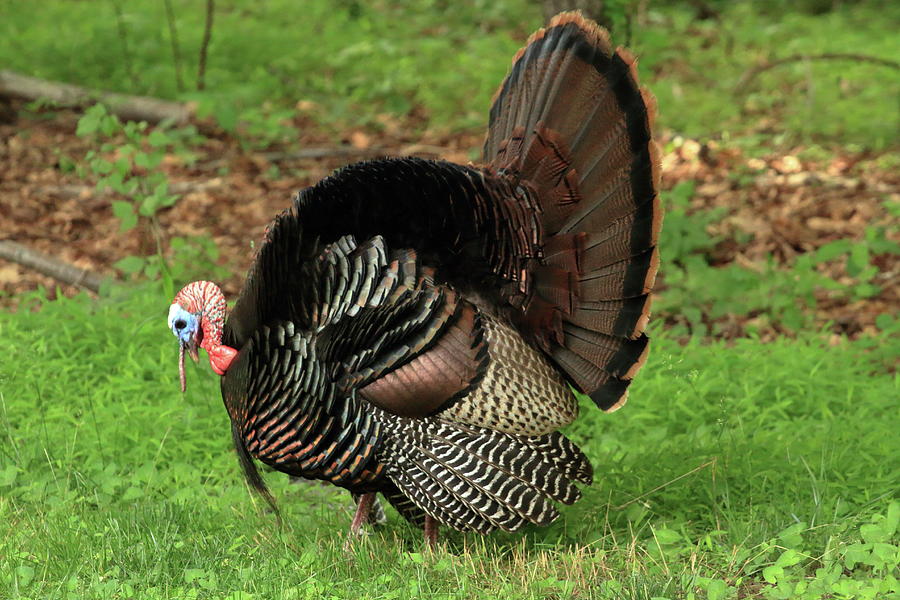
[168,12,660,544]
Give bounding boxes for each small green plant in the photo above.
[76,104,199,233]
[75,104,219,287]
[741,503,900,599]
[225,104,299,150]
[660,181,728,266]
[812,225,900,300]
[656,180,899,336]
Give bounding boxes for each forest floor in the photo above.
[2,101,898,340]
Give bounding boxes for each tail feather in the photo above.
[433,426,582,506]
[484,12,661,410]
[387,450,491,533]
[416,452,535,531]
[566,296,652,339]
[579,248,658,300]
[524,431,593,485]
[562,323,649,377]
[380,484,426,527]
[379,415,589,533]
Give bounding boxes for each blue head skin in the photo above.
[168,304,201,362]
[168,303,203,393]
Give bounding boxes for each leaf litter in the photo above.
[1,102,897,341]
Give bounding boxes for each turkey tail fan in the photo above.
[484,11,662,412]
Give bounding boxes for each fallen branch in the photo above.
[735,53,900,95]
[261,146,389,162]
[197,144,451,171]
[0,70,193,124]
[35,179,223,201]
[197,146,386,170]
[0,240,106,293]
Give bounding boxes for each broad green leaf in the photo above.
[706,579,728,600]
[762,565,783,584]
[148,129,172,148]
[654,527,683,545]
[0,465,18,487]
[90,157,113,175]
[843,543,871,569]
[121,485,143,501]
[847,243,870,277]
[139,195,160,217]
[814,239,851,263]
[111,200,138,230]
[777,522,806,548]
[134,150,162,169]
[114,255,145,275]
[15,565,35,588]
[886,502,900,536]
[775,548,802,568]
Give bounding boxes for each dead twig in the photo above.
[0,70,192,124]
[0,240,106,293]
[735,53,900,95]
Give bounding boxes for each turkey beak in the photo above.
[186,336,200,363]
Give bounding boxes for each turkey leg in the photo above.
[347,492,376,540]
[424,515,438,548]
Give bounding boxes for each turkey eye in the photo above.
[174,319,187,330]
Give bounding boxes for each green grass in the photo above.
[1,285,897,599]
[3,1,898,147]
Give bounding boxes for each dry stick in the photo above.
[197,146,387,170]
[0,240,106,293]
[735,52,900,95]
[163,0,186,92]
[0,70,192,124]
[197,0,215,91]
[36,180,222,200]
[613,458,717,510]
[196,143,450,171]
[262,146,389,161]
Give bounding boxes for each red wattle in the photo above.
[208,344,238,375]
